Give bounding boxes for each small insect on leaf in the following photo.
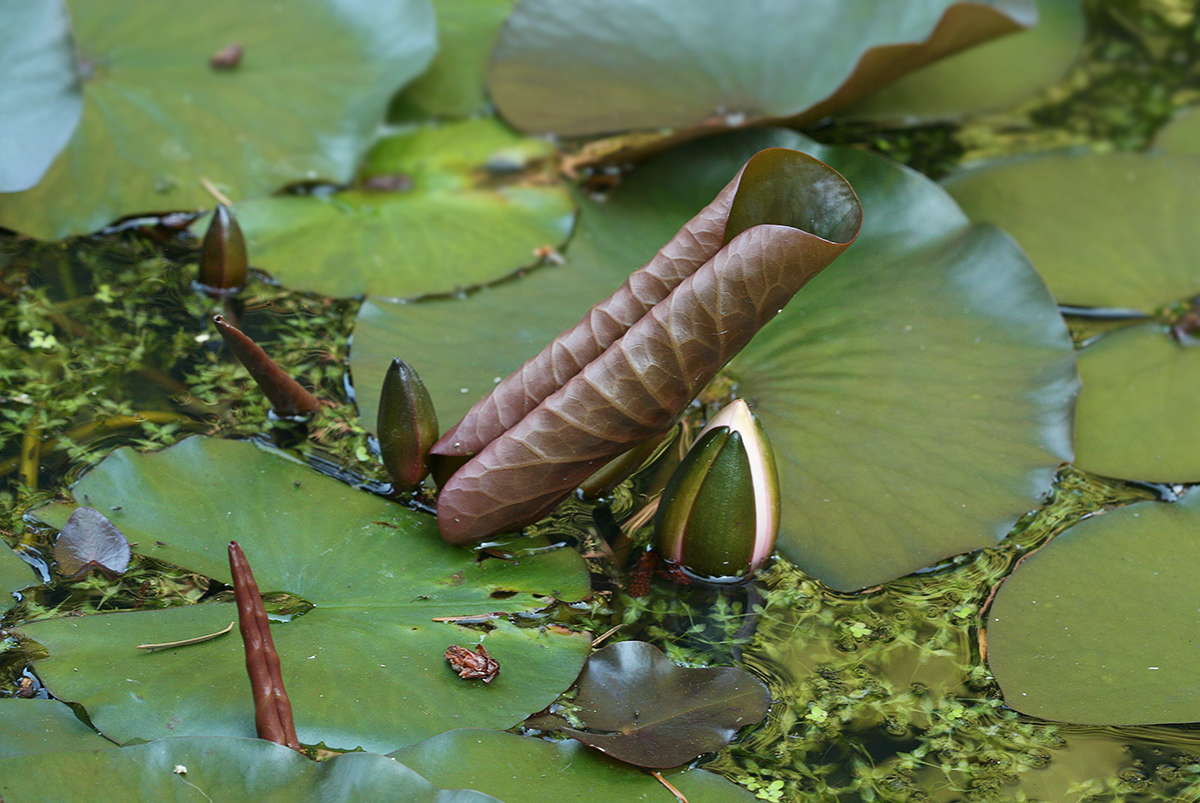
[445,644,500,683]
[54,506,132,579]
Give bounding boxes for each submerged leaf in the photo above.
[558,641,771,769]
[434,148,860,544]
[488,0,1034,137]
[53,506,131,579]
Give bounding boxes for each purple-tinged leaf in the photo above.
[53,506,130,579]
[559,641,771,769]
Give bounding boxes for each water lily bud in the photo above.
[655,400,779,584]
[198,203,248,294]
[378,358,439,491]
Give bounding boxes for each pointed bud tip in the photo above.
[198,203,248,294]
[378,358,440,491]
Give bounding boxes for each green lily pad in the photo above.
[352,128,1076,591]
[395,728,758,802]
[0,735,498,802]
[560,641,770,769]
[1155,106,1200,156]
[943,152,1200,311]
[0,0,437,240]
[487,0,1034,137]
[0,699,113,760]
[0,0,82,192]
[19,436,591,753]
[847,0,1084,122]
[987,487,1200,724]
[228,118,575,298]
[391,0,517,121]
[1073,325,1200,481]
[0,546,36,614]
[944,151,1200,481]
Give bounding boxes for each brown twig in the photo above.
[650,771,689,803]
[229,541,302,750]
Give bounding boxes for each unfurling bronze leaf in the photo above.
[434,148,862,545]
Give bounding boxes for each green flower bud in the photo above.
[655,400,779,583]
[198,203,248,294]
[378,358,439,492]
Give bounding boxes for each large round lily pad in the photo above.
[0,0,82,193]
[0,735,496,803]
[846,0,1084,123]
[944,151,1200,481]
[352,128,1076,591]
[395,728,758,803]
[987,487,1200,724]
[228,118,575,298]
[487,0,1034,136]
[0,0,437,239]
[19,437,591,753]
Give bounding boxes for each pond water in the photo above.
[3,2,1200,801]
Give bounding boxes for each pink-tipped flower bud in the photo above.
[655,399,779,584]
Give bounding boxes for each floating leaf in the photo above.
[391,0,517,121]
[487,0,1034,137]
[352,128,1076,590]
[53,506,131,579]
[987,487,1200,724]
[847,0,1084,123]
[0,547,36,615]
[1155,106,1200,155]
[395,728,759,803]
[226,118,575,298]
[21,437,591,752]
[433,147,861,544]
[0,735,498,803]
[0,699,114,760]
[0,0,82,192]
[557,641,770,768]
[0,0,437,239]
[944,151,1200,481]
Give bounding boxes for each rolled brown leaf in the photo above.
[214,315,321,417]
[436,148,862,544]
[229,540,302,750]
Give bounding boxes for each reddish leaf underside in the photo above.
[434,148,862,544]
